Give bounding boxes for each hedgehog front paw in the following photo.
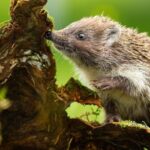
[105,114,121,124]
[92,77,119,91]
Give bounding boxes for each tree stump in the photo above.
[0,0,150,150]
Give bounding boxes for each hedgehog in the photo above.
[45,16,150,124]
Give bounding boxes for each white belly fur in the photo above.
[100,89,148,120]
[76,63,150,121]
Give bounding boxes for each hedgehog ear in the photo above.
[103,25,121,47]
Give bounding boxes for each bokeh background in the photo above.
[1,0,150,86]
[1,0,150,123]
[47,0,150,86]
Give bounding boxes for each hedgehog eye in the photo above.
[76,33,86,40]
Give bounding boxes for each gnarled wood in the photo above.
[0,0,150,150]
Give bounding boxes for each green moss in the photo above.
[116,120,149,129]
[66,102,150,129]
[0,88,7,100]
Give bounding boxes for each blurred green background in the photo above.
[1,0,150,123]
[1,0,150,86]
[47,0,150,86]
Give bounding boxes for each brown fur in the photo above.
[47,16,150,125]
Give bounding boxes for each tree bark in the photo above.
[0,0,150,150]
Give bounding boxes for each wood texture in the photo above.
[0,0,150,150]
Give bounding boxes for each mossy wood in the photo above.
[0,0,150,149]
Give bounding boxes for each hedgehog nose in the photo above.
[44,31,52,40]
